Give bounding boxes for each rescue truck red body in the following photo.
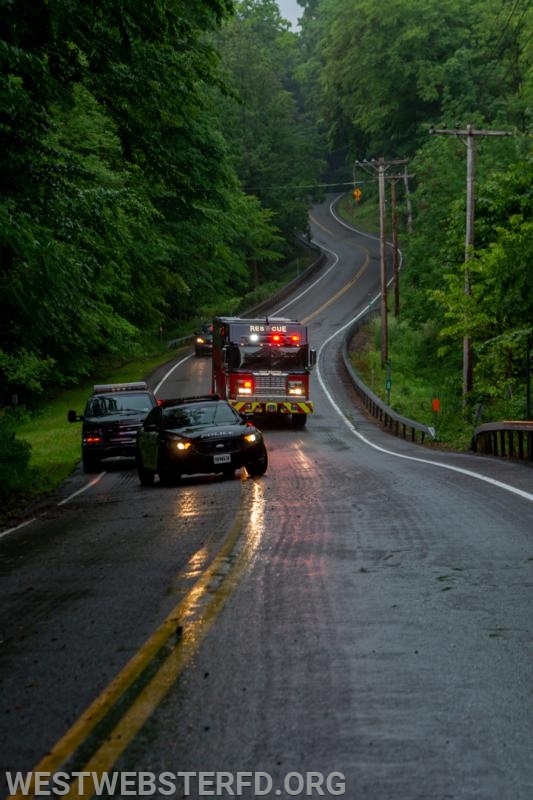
[211,316,316,426]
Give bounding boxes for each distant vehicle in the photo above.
[135,395,268,486]
[194,322,213,357]
[211,316,316,426]
[68,382,157,473]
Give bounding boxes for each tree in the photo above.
[215,0,325,241]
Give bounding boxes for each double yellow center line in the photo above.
[10,480,265,800]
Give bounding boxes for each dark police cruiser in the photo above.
[135,395,268,486]
[68,382,157,473]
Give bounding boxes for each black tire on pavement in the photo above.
[136,453,155,486]
[246,448,268,477]
[291,413,307,427]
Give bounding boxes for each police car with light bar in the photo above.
[68,381,157,473]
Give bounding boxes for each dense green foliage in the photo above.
[214,0,325,245]
[0,0,320,405]
[0,410,33,507]
[296,0,533,420]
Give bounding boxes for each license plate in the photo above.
[213,453,231,464]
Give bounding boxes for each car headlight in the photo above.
[244,432,259,443]
[170,437,192,451]
[288,379,304,396]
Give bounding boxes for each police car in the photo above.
[68,382,157,473]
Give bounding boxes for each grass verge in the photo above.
[350,315,482,451]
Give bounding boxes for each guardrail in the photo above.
[341,318,436,445]
[471,421,533,461]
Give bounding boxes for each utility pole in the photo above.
[429,124,512,406]
[378,158,388,367]
[403,162,413,234]
[390,176,400,317]
[354,158,408,367]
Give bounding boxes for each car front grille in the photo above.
[253,373,287,397]
[196,435,241,454]
[104,422,140,443]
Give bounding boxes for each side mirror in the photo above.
[67,410,82,423]
[222,345,230,367]
[309,348,317,369]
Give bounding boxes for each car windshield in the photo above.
[87,393,152,416]
[163,403,238,429]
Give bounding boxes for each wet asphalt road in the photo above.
[1,197,532,800]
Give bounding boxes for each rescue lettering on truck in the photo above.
[211,316,316,427]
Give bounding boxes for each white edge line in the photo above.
[153,353,193,395]
[57,472,107,506]
[0,516,37,540]
[315,295,533,504]
[0,473,108,539]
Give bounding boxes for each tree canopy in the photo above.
[0,0,314,400]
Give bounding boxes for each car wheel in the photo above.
[158,456,179,486]
[136,453,155,486]
[246,447,268,477]
[291,413,307,427]
[82,452,101,473]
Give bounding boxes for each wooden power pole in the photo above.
[429,124,512,406]
[354,157,408,367]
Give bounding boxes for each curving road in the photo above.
[1,197,532,800]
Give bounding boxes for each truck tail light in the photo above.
[237,378,253,395]
[288,379,304,396]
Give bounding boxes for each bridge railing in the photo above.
[471,421,533,461]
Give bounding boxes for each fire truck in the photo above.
[211,316,316,426]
